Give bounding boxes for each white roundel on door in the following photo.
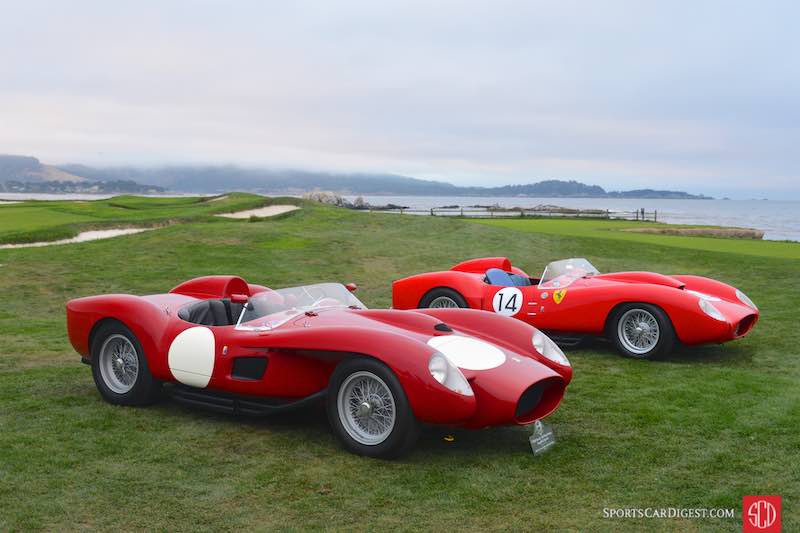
[492,287,523,316]
[168,326,215,388]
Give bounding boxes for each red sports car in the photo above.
[66,275,572,458]
[392,257,759,359]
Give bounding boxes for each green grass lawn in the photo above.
[1,198,798,531]
[0,193,298,244]
[476,217,800,259]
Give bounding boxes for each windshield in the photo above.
[236,282,365,330]
[538,258,599,289]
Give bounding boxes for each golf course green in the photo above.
[1,194,797,531]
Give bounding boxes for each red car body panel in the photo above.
[392,258,759,347]
[67,276,571,429]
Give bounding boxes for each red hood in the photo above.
[284,307,568,427]
[589,271,685,289]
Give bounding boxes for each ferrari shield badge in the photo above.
[553,289,567,304]
[529,420,555,455]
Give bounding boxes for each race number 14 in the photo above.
[492,287,523,317]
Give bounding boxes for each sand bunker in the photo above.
[0,200,20,205]
[217,205,300,219]
[0,228,151,249]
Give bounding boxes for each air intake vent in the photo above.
[516,383,546,421]
[434,323,453,332]
[736,314,757,337]
[232,357,268,380]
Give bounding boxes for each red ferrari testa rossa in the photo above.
[67,275,572,458]
[392,257,759,359]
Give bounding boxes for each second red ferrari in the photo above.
[392,257,759,359]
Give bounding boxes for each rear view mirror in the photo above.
[345,283,358,293]
[231,293,249,304]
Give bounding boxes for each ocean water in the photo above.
[345,195,800,242]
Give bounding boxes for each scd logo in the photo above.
[743,496,781,533]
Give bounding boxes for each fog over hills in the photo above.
[1,155,711,199]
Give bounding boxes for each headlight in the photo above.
[532,330,570,366]
[699,299,725,321]
[428,352,474,396]
[736,289,757,310]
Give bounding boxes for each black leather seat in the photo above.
[178,299,233,326]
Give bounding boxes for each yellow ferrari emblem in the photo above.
[553,289,567,304]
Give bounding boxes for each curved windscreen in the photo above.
[236,283,365,330]
[538,258,599,289]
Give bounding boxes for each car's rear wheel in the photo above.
[326,358,418,458]
[91,321,161,405]
[608,303,675,359]
[419,287,468,309]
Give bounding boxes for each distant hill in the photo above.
[0,155,164,194]
[459,180,608,197]
[57,164,466,195]
[0,154,87,183]
[606,189,713,199]
[1,155,711,199]
[57,162,712,199]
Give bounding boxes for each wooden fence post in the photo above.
[654,209,658,222]
[461,207,464,217]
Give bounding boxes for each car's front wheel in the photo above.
[91,321,161,405]
[326,358,419,458]
[608,303,675,359]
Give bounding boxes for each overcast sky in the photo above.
[1,1,798,198]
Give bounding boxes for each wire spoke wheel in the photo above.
[98,334,139,394]
[337,371,396,445]
[617,308,660,355]
[428,296,459,308]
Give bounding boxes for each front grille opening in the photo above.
[736,314,757,336]
[516,384,545,420]
[515,377,565,424]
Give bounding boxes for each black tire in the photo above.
[326,358,419,458]
[419,287,468,309]
[90,321,161,406]
[607,303,676,360]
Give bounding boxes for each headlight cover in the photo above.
[736,289,757,310]
[686,289,721,302]
[532,330,570,366]
[428,352,474,396]
[699,299,725,321]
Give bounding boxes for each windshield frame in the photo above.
[235,282,366,331]
[537,258,600,289]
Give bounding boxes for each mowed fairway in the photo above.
[1,198,798,531]
[0,193,281,244]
